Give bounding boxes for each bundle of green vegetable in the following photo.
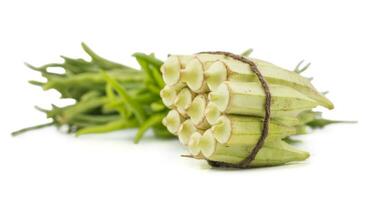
[13,44,348,168]
[160,51,344,168]
[13,43,174,143]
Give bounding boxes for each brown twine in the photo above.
[198,51,272,169]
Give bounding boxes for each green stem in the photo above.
[135,57,155,84]
[63,97,109,121]
[76,119,138,136]
[28,80,45,86]
[43,73,143,90]
[105,83,130,118]
[73,114,120,124]
[11,122,54,136]
[81,43,133,70]
[134,113,165,143]
[132,52,164,68]
[103,72,146,123]
[150,66,165,88]
[146,82,161,94]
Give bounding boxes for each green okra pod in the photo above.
[210,115,297,145]
[209,81,319,118]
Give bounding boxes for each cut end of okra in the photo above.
[211,115,232,144]
[162,110,184,134]
[205,102,221,125]
[178,119,197,145]
[188,132,202,156]
[174,88,194,114]
[181,58,205,92]
[199,129,216,157]
[160,86,178,107]
[161,56,181,86]
[205,61,227,91]
[208,82,230,112]
[160,83,185,108]
[187,94,207,126]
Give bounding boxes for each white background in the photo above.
[1,0,371,199]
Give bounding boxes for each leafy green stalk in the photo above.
[13,43,174,142]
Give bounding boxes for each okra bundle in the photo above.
[14,44,346,169]
[160,51,334,168]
